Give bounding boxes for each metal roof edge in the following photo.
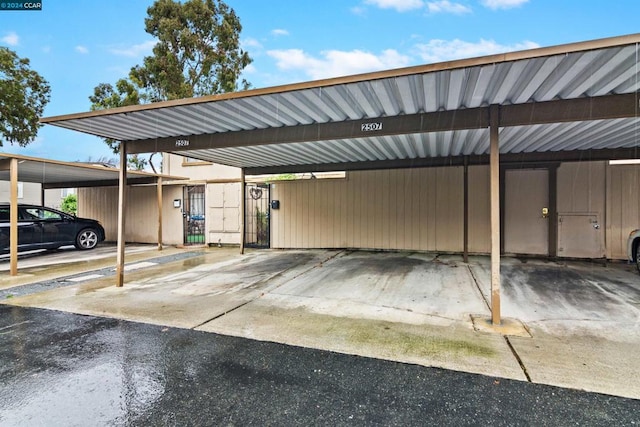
[40,33,640,125]
[0,152,188,180]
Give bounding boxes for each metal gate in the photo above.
[245,183,270,248]
[183,185,205,245]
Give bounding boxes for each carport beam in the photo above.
[490,105,501,325]
[115,142,127,287]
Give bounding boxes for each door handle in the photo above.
[541,207,549,219]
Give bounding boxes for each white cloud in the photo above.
[351,6,367,15]
[480,0,528,10]
[427,1,471,14]
[267,48,411,80]
[364,0,424,12]
[271,29,289,37]
[1,31,19,46]
[75,45,89,54]
[108,40,156,57]
[242,37,263,49]
[415,38,539,63]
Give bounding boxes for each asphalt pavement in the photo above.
[0,305,638,426]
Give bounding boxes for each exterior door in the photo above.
[183,185,206,245]
[244,183,270,248]
[504,169,549,255]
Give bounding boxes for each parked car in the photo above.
[627,229,640,273]
[0,203,105,253]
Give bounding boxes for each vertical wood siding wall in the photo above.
[607,164,640,259]
[77,162,639,260]
[271,167,465,251]
[78,185,183,244]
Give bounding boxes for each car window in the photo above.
[23,207,63,221]
[0,208,9,221]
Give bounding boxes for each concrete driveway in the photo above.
[3,248,640,399]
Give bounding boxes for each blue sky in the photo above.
[1,0,639,165]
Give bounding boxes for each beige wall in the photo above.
[607,164,640,259]
[271,167,464,251]
[76,160,640,259]
[468,165,490,254]
[0,181,42,205]
[78,184,184,244]
[163,153,241,181]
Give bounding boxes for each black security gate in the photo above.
[245,183,270,248]
[183,185,205,245]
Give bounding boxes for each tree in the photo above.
[89,0,252,168]
[0,47,51,146]
[60,193,77,215]
[89,80,148,170]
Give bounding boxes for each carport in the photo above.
[40,33,640,325]
[0,153,185,276]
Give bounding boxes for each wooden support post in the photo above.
[489,105,501,325]
[157,176,163,251]
[463,156,469,264]
[9,158,18,276]
[115,142,127,287]
[240,168,245,255]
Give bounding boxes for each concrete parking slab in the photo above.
[469,256,640,398]
[3,248,640,399]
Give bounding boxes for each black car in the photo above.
[0,204,105,253]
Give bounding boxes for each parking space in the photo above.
[0,243,161,272]
[2,248,640,398]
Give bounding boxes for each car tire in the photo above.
[75,228,99,250]
[635,241,640,274]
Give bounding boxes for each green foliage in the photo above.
[0,47,51,146]
[89,0,252,169]
[132,0,252,101]
[268,173,297,181]
[60,193,78,215]
[89,80,142,155]
[255,207,268,244]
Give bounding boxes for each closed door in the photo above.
[504,169,549,255]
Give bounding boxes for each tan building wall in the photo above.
[163,153,241,181]
[76,159,639,259]
[78,184,183,244]
[162,153,243,246]
[271,167,464,251]
[607,164,640,259]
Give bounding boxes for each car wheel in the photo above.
[636,241,640,274]
[75,228,99,250]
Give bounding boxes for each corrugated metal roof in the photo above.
[41,34,640,171]
[0,153,186,187]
